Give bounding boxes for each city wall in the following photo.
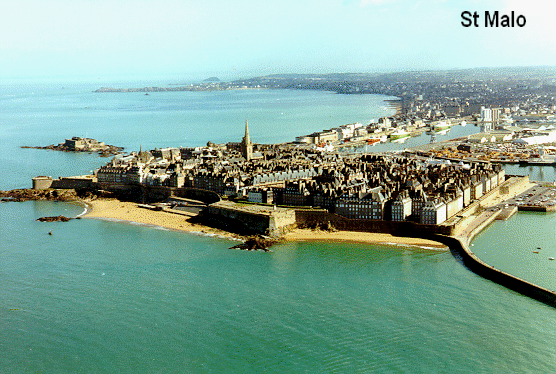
[295,209,454,236]
[206,202,296,236]
[51,176,95,190]
[207,205,270,234]
[33,176,95,190]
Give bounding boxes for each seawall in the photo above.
[420,233,556,308]
[295,209,454,236]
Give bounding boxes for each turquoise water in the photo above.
[2,201,556,372]
[2,80,556,372]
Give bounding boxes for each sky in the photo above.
[0,0,554,81]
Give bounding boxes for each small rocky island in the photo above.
[22,137,123,157]
[37,215,73,222]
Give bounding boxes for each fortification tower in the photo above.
[241,120,253,161]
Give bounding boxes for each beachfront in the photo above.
[83,198,448,249]
[81,174,541,251]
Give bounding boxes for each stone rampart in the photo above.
[207,201,296,236]
[295,209,454,236]
[51,176,95,190]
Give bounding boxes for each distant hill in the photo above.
[203,76,220,82]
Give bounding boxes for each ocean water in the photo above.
[2,80,556,372]
[0,80,396,190]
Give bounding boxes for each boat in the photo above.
[366,135,386,145]
[389,130,410,140]
[391,137,409,144]
[432,121,452,131]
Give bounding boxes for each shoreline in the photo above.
[4,175,536,251]
[282,229,447,249]
[83,198,244,239]
[82,198,448,250]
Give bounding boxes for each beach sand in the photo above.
[283,229,447,249]
[83,198,447,249]
[83,199,238,238]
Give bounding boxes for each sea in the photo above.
[2,78,556,373]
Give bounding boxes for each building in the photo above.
[247,188,274,204]
[335,196,373,219]
[391,192,412,221]
[97,165,129,184]
[282,182,311,206]
[420,200,447,225]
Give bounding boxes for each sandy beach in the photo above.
[83,199,238,238]
[83,198,447,249]
[282,229,447,249]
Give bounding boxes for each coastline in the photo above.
[82,198,447,250]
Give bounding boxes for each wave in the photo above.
[75,202,89,217]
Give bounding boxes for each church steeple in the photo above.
[244,120,250,143]
[241,120,253,161]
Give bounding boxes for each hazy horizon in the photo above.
[1,0,554,82]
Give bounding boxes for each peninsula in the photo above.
[15,119,548,252]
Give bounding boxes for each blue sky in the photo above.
[0,0,553,80]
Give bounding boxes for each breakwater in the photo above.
[420,233,556,307]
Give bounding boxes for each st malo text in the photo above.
[461,11,526,27]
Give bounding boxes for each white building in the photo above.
[420,200,447,225]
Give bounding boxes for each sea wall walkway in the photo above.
[424,233,556,307]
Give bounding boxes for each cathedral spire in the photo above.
[244,120,250,143]
[242,120,253,161]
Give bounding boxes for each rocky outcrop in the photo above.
[0,187,115,202]
[230,235,278,252]
[37,215,73,222]
[21,143,123,157]
[0,189,81,202]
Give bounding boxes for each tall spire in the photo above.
[242,119,253,161]
[244,119,250,144]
